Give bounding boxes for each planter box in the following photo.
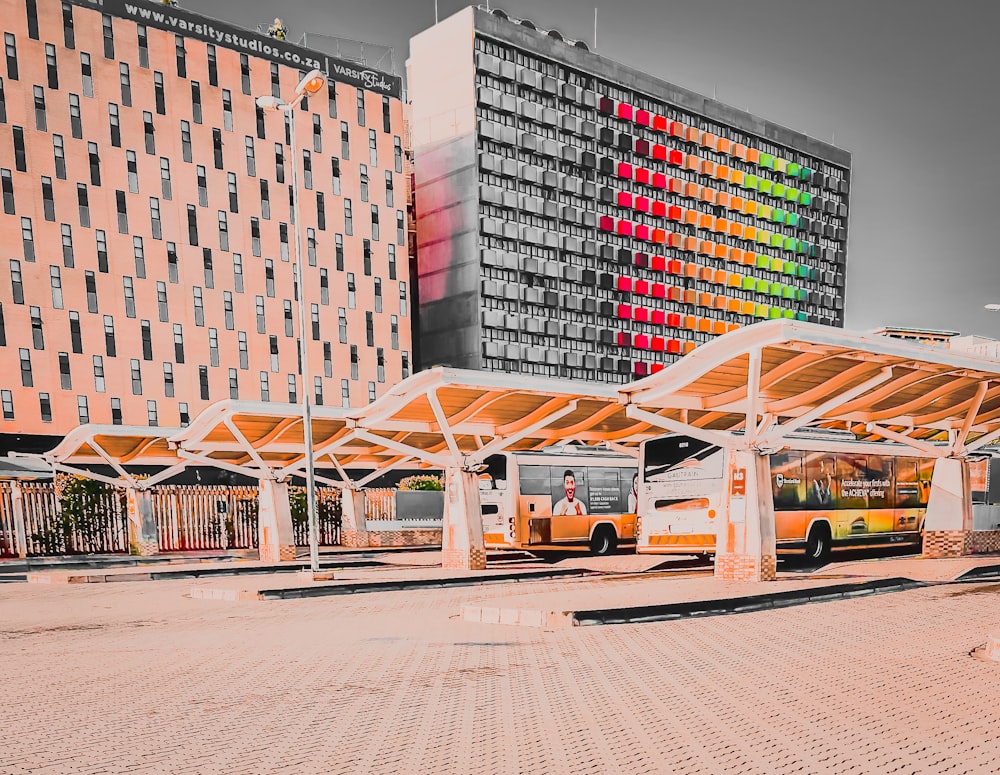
[395,491,445,522]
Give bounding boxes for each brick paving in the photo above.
[1,571,1000,773]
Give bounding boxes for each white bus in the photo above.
[636,431,938,561]
[478,446,638,556]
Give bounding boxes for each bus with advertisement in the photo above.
[636,431,948,561]
[477,446,638,556]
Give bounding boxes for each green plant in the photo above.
[397,474,444,491]
[55,474,125,553]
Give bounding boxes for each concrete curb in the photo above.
[190,568,595,602]
[954,563,1000,580]
[569,577,927,626]
[24,558,387,584]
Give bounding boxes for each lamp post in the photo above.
[257,69,327,575]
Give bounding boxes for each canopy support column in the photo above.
[714,447,777,582]
[923,457,973,558]
[441,467,485,570]
[125,488,159,556]
[340,488,369,548]
[257,479,296,563]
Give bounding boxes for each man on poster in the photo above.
[553,469,588,516]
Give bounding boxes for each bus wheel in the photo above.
[805,523,831,563]
[590,527,618,556]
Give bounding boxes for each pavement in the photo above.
[2,550,1000,773]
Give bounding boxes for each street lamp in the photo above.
[257,69,327,575]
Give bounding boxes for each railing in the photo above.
[18,481,129,556]
[290,487,342,547]
[151,485,259,551]
[0,483,19,557]
[364,488,396,521]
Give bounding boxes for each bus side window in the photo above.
[771,452,805,510]
[867,455,892,510]
[805,453,837,508]
[896,458,920,509]
[917,458,935,507]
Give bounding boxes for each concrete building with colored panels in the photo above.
[409,7,850,384]
[0,0,412,455]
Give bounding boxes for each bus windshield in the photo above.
[642,436,720,482]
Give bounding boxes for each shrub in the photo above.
[397,474,444,491]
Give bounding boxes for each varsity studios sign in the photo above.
[75,0,403,98]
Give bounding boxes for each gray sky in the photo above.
[194,0,1000,337]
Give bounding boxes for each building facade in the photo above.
[409,7,850,383]
[0,0,412,454]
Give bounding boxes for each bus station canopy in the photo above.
[25,320,1000,485]
[622,320,1000,458]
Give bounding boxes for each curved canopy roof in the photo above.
[23,321,1000,486]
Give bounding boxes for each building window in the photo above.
[338,308,347,344]
[93,355,105,392]
[366,311,374,346]
[41,177,54,221]
[347,273,356,309]
[341,379,349,408]
[123,276,136,318]
[374,278,382,313]
[388,244,397,280]
[274,143,285,183]
[316,192,326,230]
[1,168,13,214]
[312,114,322,152]
[377,348,385,383]
[187,205,199,245]
[382,96,391,134]
[150,197,162,239]
[140,320,152,360]
[9,259,23,304]
[259,372,270,401]
[84,270,97,312]
[319,268,329,304]
[61,2,74,49]
[193,286,204,326]
[116,190,128,233]
[368,129,378,166]
[2,33,19,84]
[371,205,380,241]
[331,157,341,195]
[314,376,323,406]
[335,234,344,271]
[269,335,279,372]
[238,331,248,369]
[287,374,297,403]
[206,43,218,85]
[119,62,131,106]
[302,149,313,189]
[50,266,63,309]
[108,102,120,146]
[245,136,256,176]
[397,210,405,245]
[350,345,358,380]
[222,89,233,131]
[45,45,58,88]
[340,121,350,159]
[39,393,52,423]
[310,303,320,340]
[162,362,174,397]
[283,301,293,337]
[175,35,186,77]
[87,142,100,186]
[146,400,158,427]
[390,315,399,349]
[143,111,155,155]
[385,171,394,208]
[156,281,168,322]
[133,236,145,278]
[1,390,12,420]
[180,120,192,163]
[199,366,210,400]
[328,81,337,118]
[256,296,266,334]
[240,53,250,95]
[224,291,234,330]
[77,395,88,424]
[69,312,81,354]
[96,230,109,273]
[61,224,74,267]
[228,368,238,399]
[213,128,223,169]
[19,348,32,387]
[20,217,33,262]
[111,397,122,425]
[126,150,139,193]
[233,253,244,293]
[69,94,83,140]
[102,13,114,58]
[401,351,410,379]
[345,199,353,235]
[191,81,202,123]
[307,228,317,267]
[130,359,142,395]
[394,135,403,173]
[400,281,408,316]
[134,23,148,67]
[173,323,184,362]
[153,71,165,114]
[32,85,46,131]
[218,211,229,251]
[368,382,376,403]
[77,185,89,228]
[166,242,178,283]
[29,306,44,350]
[228,172,238,212]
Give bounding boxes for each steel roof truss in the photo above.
[625,405,733,448]
[467,400,580,467]
[863,424,948,458]
[352,429,454,469]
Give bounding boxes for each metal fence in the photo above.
[290,487,342,547]
[364,488,396,521]
[151,485,259,551]
[0,483,19,557]
[18,481,129,556]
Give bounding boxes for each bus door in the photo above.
[866,455,893,535]
[517,465,554,545]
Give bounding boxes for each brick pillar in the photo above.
[9,482,28,559]
[340,489,369,548]
[714,448,777,582]
[441,468,486,571]
[923,457,973,558]
[125,488,159,556]
[258,480,296,563]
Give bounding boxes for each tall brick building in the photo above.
[0,0,412,454]
[409,7,850,383]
